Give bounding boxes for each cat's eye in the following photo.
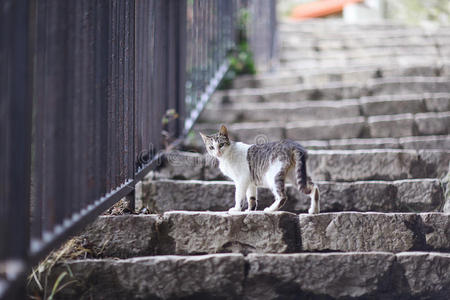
[209,146,214,150]
[219,143,224,148]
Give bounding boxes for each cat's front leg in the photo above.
[229,181,248,213]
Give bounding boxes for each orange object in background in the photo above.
[291,0,364,20]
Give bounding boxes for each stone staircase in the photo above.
[43,20,450,299]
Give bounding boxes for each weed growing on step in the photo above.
[27,235,113,299]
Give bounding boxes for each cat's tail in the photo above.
[293,147,309,193]
[294,147,320,214]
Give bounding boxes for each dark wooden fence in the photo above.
[0,0,276,298]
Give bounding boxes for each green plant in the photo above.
[219,8,256,90]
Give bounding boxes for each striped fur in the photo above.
[200,126,320,213]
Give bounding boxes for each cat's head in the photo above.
[200,125,231,158]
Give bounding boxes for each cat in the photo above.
[200,125,320,214]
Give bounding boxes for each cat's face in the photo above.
[200,125,231,158]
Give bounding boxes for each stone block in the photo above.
[159,211,300,255]
[299,212,419,252]
[286,117,366,140]
[368,114,415,138]
[80,215,160,258]
[245,252,396,300]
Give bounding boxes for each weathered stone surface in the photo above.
[327,137,401,149]
[399,135,450,150]
[52,254,245,300]
[424,93,450,112]
[141,180,235,213]
[198,112,448,143]
[229,122,285,144]
[368,113,415,137]
[307,149,450,181]
[281,57,440,72]
[223,82,364,103]
[420,213,450,250]
[232,64,444,89]
[417,150,450,179]
[395,179,444,212]
[160,211,300,255]
[415,112,450,136]
[443,170,450,213]
[396,252,450,299]
[360,95,425,116]
[80,215,160,258]
[368,77,450,96]
[152,151,204,180]
[299,136,450,150]
[286,117,366,140]
[46,251,450,300]
[299,212,419,252]
[245,252,396,300]
[280,46,439,63]
[140,179,444,213]
[199,100,361,123]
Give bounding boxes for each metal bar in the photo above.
[29,178,134,265]
[177,0,187,136]
[29,0,44,242]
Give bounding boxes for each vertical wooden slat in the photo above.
[0,0,32,259]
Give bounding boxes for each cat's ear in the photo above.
[219,125,228,137]
[199,132,207,143]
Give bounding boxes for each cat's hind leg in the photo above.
[307,182,320,214]
[264,162,288,213]
[294,149,320,214]
[245,184,257,212]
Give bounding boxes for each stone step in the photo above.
[79,212,450,257]
[217,77,450,103]
[288,112,450,140]
[278,20,450,34]
[232,64,446,89]
[284,59,449,74]
[186,135,450,152]
[153,149,449,182]
[300,135,450,150]
[282,39,449,52]
[41,252,450,299]
[195,111,450,142]
[279,29,435,39]
[278,19,411,29]
[281,33,450,49]
[280,46,440,62]
[140,178,445,213]
[199,94,450,123]
[279,56,444,71]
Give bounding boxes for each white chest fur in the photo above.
[218,142,251,182]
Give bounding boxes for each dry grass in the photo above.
[104,198,134,215]
[27,232,112,299]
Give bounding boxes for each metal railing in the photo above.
[0,0,276,298]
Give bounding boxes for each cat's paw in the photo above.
[308,207,320,214]
[264,207,275,213]
[228,207,241,213]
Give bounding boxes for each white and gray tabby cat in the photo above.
[200,125,320,214]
